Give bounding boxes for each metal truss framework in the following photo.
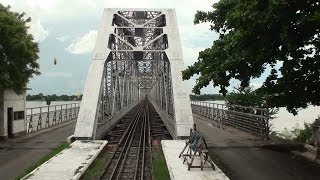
[74,9,193,139]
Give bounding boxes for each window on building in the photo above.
[14,111,25,120]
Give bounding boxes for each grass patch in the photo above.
[153,148,170,180]
[80,146,111,180]
[15,142,70,180]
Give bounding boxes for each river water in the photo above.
[26,101,80,109]
[27,100,320,135]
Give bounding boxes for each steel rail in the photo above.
[141,103,147,179]
[100,100,152,180]
[114,112,141,180]
[100,102,144,179]
[133,108,144,180]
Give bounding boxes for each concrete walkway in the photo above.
[162,140,229,180]
[22,140,107,180]
[0,121,76,180]
[193,114,320,180]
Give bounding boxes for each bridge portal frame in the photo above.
[74,8,193,139]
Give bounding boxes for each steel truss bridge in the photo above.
[74,9,194,140]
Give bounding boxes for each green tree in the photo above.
[0,4,40,93]
[226,86,263,107]
[182,0,320,114]
[226,86,278,118]
[189,94,225,101]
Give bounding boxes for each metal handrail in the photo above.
[26,102,81,133]
[190,101,269,138]
[26,103,80,110]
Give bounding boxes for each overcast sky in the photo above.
[1,0,266,95]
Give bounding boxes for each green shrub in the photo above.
[293,123,313,144]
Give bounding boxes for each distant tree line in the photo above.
[27,93,82,101]
[189,94,225,101]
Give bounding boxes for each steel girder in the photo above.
[74,9,193,139]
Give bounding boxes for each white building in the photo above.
[0,89,27,140]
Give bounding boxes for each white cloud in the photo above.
[56,35,70,42]
[0,0,14,6]
[182,46,204,67]
[179,23,218,69]
[0,0,49,42]
[25,0,57,10]
[250,82,263,90]
[27,18,49,42]
[66,30,97,54]
[5,0,218,23]
[4,0,221,94]
[179,23,217,42]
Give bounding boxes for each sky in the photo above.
[1,0,266,95]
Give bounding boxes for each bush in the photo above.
[293,123,313,144]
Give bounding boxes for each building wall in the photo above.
[0,89,26,139]
[13,120,25,134]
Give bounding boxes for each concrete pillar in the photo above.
[74,9,113,139]
[164,9,194,137]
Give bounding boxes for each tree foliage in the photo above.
[226,86,278,118]
[189,94,224,101]
[293,123,313,144]
[0,4,40,93]
[27,93,83,101]
[182,0,320,114]
[226,86,263,107]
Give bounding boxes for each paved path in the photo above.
[193,114,320,180]
[0,121,76,180]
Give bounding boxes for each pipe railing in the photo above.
[191,101,269,139]
[26,103,80,133]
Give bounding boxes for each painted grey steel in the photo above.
[191,101,269,138]
[74,8,194,139]
[26,103,80,133]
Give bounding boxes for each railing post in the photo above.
[220,104,223,127]
[202,102,206,117]
[266,108,270,139]
[221,104,225,125]
[64,104,67,121]
[28,108,33,133]
[69,104,72,120]
[60,105,63,124]
[260,114,263,138]
[76,103,79,118]
[208,102,210,118]
[201,102,204,115]
[53,105,57,126]
[45,105,50,128]
[233,105,237,129]
[72,103,75,118]
[37,107,42,130]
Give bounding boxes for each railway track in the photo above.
[100,100,152,180]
